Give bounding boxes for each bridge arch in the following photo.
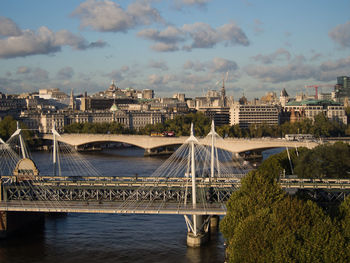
[42,134,319,154]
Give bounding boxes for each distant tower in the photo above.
[69,89,75,110]
[280,88,289,107]
[220,75,227,107]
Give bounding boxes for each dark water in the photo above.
[0,148,225,263]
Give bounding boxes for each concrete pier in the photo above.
[187,232,209,247]
[0,211,45,238]
[144,147,175,157]
[210,215,220,232]
[186,215,210,247]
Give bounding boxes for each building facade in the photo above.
[284,99,347,125]
[230,104,280,128]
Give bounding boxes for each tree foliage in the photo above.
[0,116,17,141]
[220,169,349,262]
[0,116,33,145]
[64,122,133,134]
[293,142,350,178]
[257,143,350,179]
[216,112,346,138]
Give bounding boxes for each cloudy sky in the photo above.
[0,0,349,99]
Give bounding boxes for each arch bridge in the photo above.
[42,133,321,154]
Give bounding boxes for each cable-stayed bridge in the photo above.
[1,122,349,245]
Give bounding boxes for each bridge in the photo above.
[42,133,320,153]
[1,175,349,212]
[1,122,349,246]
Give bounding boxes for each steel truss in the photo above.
[2,185,235,203]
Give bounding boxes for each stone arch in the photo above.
[13,158,39,182]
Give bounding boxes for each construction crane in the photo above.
[304,84,334,99]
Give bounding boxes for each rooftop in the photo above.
[286,99,341,107]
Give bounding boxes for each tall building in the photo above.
[279,89,289,107]
[68,89,75,110]
[335,76,350,103]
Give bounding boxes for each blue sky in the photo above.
[0,0,349,99]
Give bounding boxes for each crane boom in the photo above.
[305,84,334,99]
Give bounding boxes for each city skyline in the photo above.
[0,0,349,99]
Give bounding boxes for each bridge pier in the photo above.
[210,215,220,232]
[144,147,175,157]
[186,215,209,247]
[0,211,45,238]
[186,215,220,247]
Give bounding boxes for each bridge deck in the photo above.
[3,175,350,190]
[0,201,226,215]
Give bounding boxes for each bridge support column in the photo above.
[144,148,153,156]
[186,215,209,247]
[209,215,220,232]
[0,211,44,238]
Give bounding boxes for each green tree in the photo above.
[220,170,285,242]
[0,116,33,145]
[0,116,17,141]
[227,197,347,263]
[294,142,350,178]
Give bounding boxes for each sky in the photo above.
[0,0,349,100]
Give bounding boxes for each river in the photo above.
[0,147,225,263]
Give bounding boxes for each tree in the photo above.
[0,116,17,141]
[294,142,350,178]
[339,195,350,258]
[226,197,347,263]
[220,170,285,242]
[0,116,33,145]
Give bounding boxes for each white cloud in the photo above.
[127,1,164,25]
[105,70,124,82]
[151,42,179,52]
[138,21,249,52]
[57,67,75,80]
[217,22,249,46]
[182,23,218,49]
[245,55,350,83]
[72,0,164,33]
[183,60,206,72]
[54,30,106,50]
[211,58,238,72]
[148,74,176,85]
[16,66,31,74]
[329,21,350,48]
[245,58,316,83]
[148,74,164,85]
[174,0,211,9]
[0,18,106,59]
[183,57,238,73]
[252,48,291,64]
[138,26,185,44]
[0,16,22,36]
[149,60,169,71]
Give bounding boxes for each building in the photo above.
[260,92,278,105]
[335,76,350,103]
[284,99,347,125]
[173,93,185,102]
[230,104,280,128]
[199,107,230,126]
[142,89,154,99]
[279,89,289,107]
[38,88,68,100]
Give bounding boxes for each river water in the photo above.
[0,148,225,263]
